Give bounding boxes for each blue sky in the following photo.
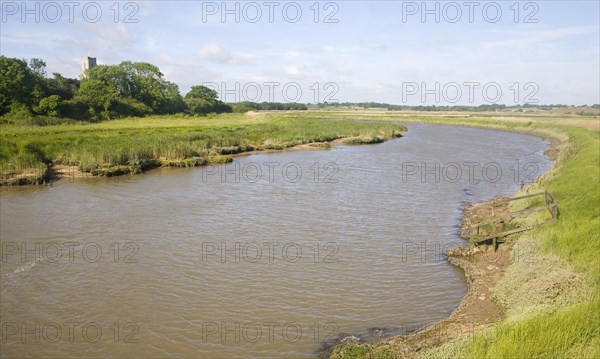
[1,1,599,105]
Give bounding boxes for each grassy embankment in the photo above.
[0,112,405,184]
[325,110,599,358]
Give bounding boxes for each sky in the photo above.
[1,0,599,105]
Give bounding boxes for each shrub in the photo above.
[61,99,90,121]
[35,95,62,117]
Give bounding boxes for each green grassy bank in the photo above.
[327,111,599,358]
[455,122,599,359]
[0,112,404,184]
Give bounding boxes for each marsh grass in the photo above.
[0,113,405,182]
[308,142,332,149]
[330,343,399,359]
[493,238,591,319]
[463,297,600,359]
[341,135,385,145]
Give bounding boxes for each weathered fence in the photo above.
[469,191,558,249]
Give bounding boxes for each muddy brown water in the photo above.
[0,124,551,358]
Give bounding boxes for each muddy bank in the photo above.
[0,134,400,187]
[382,243,509,357]
[329,199,512,358]
[0,170,51,186]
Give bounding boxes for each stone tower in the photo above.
[81,56,97,77]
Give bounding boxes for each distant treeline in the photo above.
[315,102,600,111]
[232,101,599,113]
[231,101,308,112]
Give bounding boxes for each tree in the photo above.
[159,82,186,114]
[29,58,47,77]
[185,85,219,102]
[0,56,39,116]
[184,85,231,115]
[185,98,213,115]
[60,98,90,121]
[47,73,79,100]
[84,64,130,97]
[80,61,185,117]
[35,95,62,117]
[78,78,118,119]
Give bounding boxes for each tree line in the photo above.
[232,101,308,112]
[315,102,599,111]
[0,56,234,121]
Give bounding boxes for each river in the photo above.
[0,124,551,358]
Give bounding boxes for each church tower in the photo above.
[81,57,97,78]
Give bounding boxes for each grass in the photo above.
[320,109,599,358]
[330,344,399,359]
[492,238,591,320]
[464,297,600,358]
[0,112,405,184]
[451,121,599,359]
[341,135,385,144]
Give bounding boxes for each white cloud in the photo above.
[483,26,599,48]
[198,43,255,65]
[198,43,231,62]
[283,65,301,77]
[145,37,156,48]
[284,51,303,58]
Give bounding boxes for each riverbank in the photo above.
[330,199,512,358]
[329,111,599,358]
[0,113,405,186]
[30,140,359,185]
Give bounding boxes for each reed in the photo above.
[0,112,405,184]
